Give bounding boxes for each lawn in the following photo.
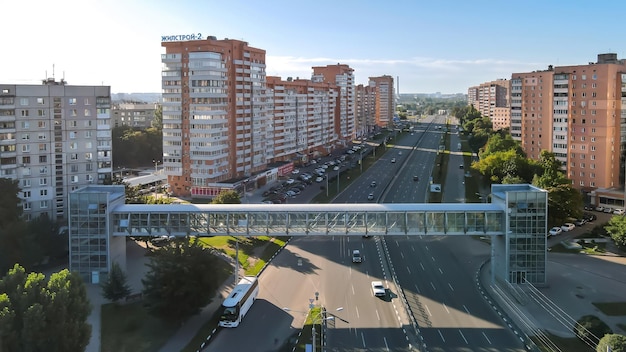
[100,252,232,352]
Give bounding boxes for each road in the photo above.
[206,115,525,351]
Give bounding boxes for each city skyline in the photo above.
[4,0,624,94]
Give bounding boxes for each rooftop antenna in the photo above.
[52,64,55,79]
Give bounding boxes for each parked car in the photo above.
[584,204,594,211]
[333,166,340,171]
[574,219,587,226]
[286,178,295,185]
[595,206,606,212]
[614,208,625,215]
[291,169,300,174]
[371,281,386,297]
[561,223,575,232]
[549,227,563,236]
[583,213,597,222]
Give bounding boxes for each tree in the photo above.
[480,133,525,159]
[142,237,222,322]
[101,262,131,303]
[151,104,163,130]
[212,189,241,204]
[574,315,612,345]
[597,334,626,352]
[533,151,583,223]
[0,264,92,352]
[0,178,21,228]
[605,216,626,248]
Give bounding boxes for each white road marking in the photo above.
[430,282,436,290]
[425,305,432,317]
[443,303,450,314]
[459,330,468,344]
[482,332,492,344]
[448,283,454,291]
[438,329,445,342]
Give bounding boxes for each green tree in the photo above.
[480,133,525,159]
[141,237,221,322]
[212,189,242,204]
[151,104,163,130]
[605,215,626,248]
[533,151,583,223]
[574,315,612,345]
[597,334,626,352]
[0,178,21,228]
[101,262,131,303]
[0,264,92,352]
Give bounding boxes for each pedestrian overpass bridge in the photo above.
[69,184,548,285]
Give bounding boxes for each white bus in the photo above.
[218,276,259,328]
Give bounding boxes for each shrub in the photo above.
[574,315,612,344]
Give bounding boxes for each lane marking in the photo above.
[448,283,454,291]
[482,331,492,344]
[442,303,450,314]
[459,330,468,344]
[438,329,445,342]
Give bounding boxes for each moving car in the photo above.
[561,223,575,232]
[371,281,386,297]
[370,181,377,187]
[352,250,362,263]
[367,193,374,201]
[413,175,419,181]
[391,158,396,163]
[549,227,563,236]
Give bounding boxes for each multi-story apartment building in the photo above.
[161,37,361,199]
[111,103,158,128]
[513,53,626,207]
[467,79,511,130]
[266,76,338,163]
[312,64,356,146]
[0,78,112,221]
[161,37,270,198]
[369,75,395,128]
[355,83,375,137]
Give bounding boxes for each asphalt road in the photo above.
[205,115,526,351]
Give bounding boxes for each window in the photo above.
[21,110,29,117]
[70,121,77,127]
[22,156,30,164]
[71,175,79,183]
[21,121,30,128]
[86,163,93,171]
[85,130,92,138]
[84,109,91,116]
[71,109,77,117]
[22,179,31,188]
[40,189,47,196]
[37,98,44,105]
[69,142,77,150]
[38,144,46,151]
[85,141,92,148]
[70,165,79,172]
[38,109,45,117]
[23,191,31,198]
[22,133,30,140]
[70,153,78,160]
[85,153,93,160]
[23,168,31,176]
[84,120,92,127]
[39,178,47,186]
[38,121,46,128]
[40,200,48,208]
[69,131,76,139]
[21,145,30,152]
[84,98,90,105]
[23,202,31,210]
[20,98,28,105]
[38,133,46,140]
[39,155,47,163]
[69,98,77,105]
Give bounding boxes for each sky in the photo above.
[4,0,625,94]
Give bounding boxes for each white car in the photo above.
[614,208,625,215]
[315,176,324,183]
[286,178,295,184]
[561,223,575,232]
[371,281,386,297]
[333,166,340,171]
[352,249,362,263]
[291,169,300,174]
[549,227,562,236]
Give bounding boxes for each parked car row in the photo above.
[589,205,625,215]
[548,212,598,237]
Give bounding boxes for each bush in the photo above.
[597,334,626,352]
[574,315,612,344]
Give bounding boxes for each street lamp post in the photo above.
[152,159,160,175]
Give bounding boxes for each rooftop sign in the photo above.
[161,33,203,42]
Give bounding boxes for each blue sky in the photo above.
[4,0,624,94]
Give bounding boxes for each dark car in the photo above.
[574,219,587,226]
[583,204,594,211]
[583,213,597,222]
[413,175,419,181]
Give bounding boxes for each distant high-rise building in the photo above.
[355,84,375,137]
[0,79,112,221]
[369,75,395,127]
[467,79,510,131]
[513,53,626,206]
